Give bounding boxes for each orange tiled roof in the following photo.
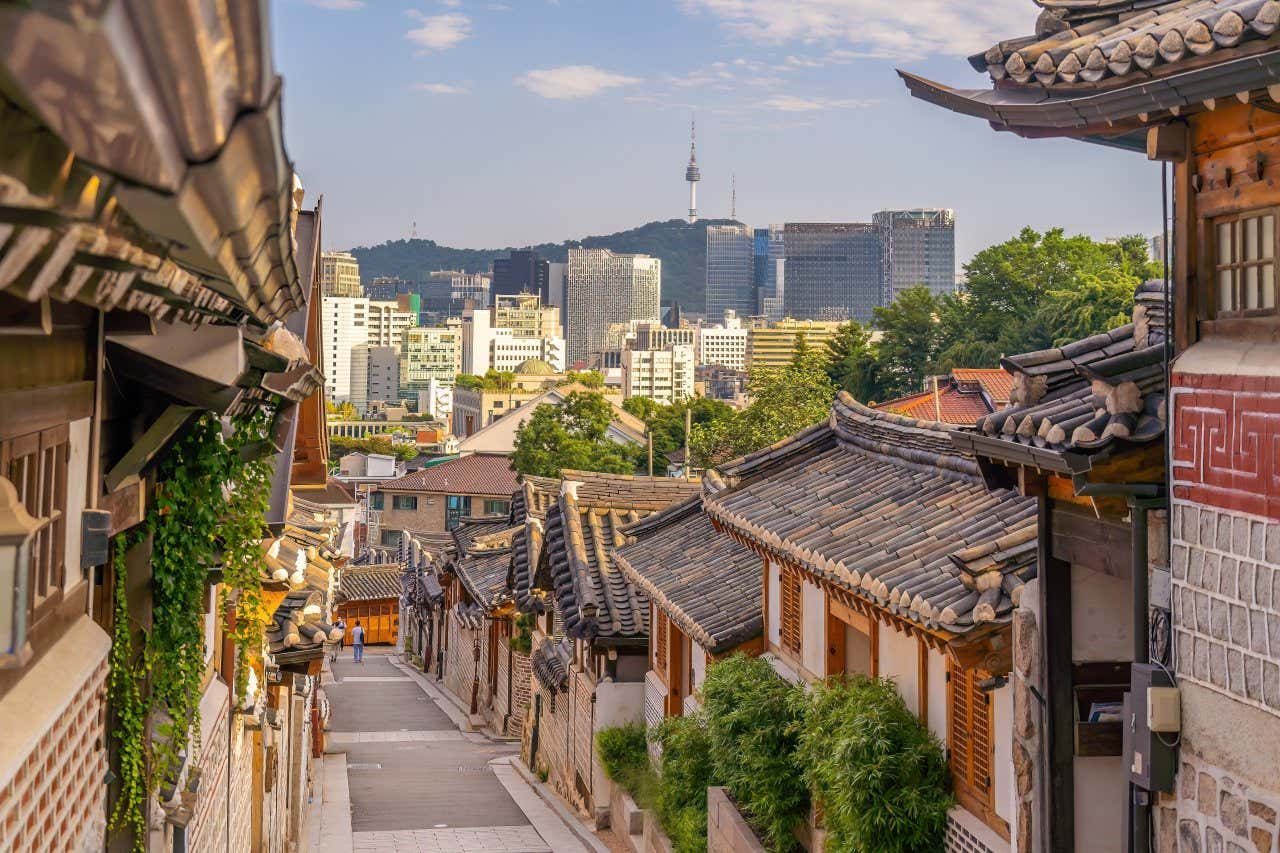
[952,368,1013,407]
[877,384,993,426]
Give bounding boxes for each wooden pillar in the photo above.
[824,591,846,677]
[1040,496,1075,853]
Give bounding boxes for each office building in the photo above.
[461,294,566,375]
[753,226,786,321]
[320,250,363,297]
[350,345,400,416]
[566,247,661,365]
[872,208,957,303]
[782,223,881,322]
[622,343,695,405]
[321,297,369,402]
[367,300,417,347]
[399,325,462,400]
[746,318,843,370]
[364,275,412,300]
[428,270,491,309]
[491,249,550,301]
[706,224,756,320]
[698,311,748,371]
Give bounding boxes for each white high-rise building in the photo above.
[622,343,695,406]
[698,310,748,371]
[367,300,417,347]
[400,324,462,401]
[566,248,661,366]
[461,294,566,375]
[321,297,370,402]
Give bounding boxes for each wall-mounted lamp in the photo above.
[0,476,42,668]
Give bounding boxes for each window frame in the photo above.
[778,565,803,657]
[947,662,1007,839]
[482,499,510,517]
[391,494,418,511]
[1209,207,1279,320]
[1,423,69,637]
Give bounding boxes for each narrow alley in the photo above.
[315,650,604,853]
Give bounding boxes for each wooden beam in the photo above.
[104,404,200,492]
[0,381,94,440]
[1040,496,1075,853]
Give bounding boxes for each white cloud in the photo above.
[516,65,640,100]
[439,0,462,6]
[405,11,471,51]
[762,94,873,112]
[681,0,1030,60]
[301,0,365,8]
[413,82,469,94]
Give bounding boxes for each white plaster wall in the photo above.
[927,648,949,747]
[690,644,707,692]
[992,682,1012,826]
[1071,566,1133,663]
[204,585,217,663]
[64,417,90,591]
[801,580,825,676]
[1074,758,1125,853]
[595,680,645,730]
[766,559,780,647]
[878,627,919,715]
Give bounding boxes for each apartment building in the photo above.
[622,343,695,405]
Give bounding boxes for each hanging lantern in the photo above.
[0,476,43,667]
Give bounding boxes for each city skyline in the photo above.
[272,1,1161,269]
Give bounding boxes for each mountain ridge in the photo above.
[347,218,744,312]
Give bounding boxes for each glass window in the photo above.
[482,499,510,516]
[368,492,384,510]
[392,495,417,511]
[1212,210,1279,317]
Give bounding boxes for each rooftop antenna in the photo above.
[410,221,418,239]
[731,174,736,221]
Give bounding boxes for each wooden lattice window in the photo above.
[1212,209,1278,318]
[779,567,802,656]
[654,610,668,671]
[2,424,69,631]
[948,663,998,830]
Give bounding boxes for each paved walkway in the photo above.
[320,649,597,853]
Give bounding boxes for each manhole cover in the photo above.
[457,765,490,774]
[347,763,382,770]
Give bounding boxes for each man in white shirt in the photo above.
[352,620,366,663]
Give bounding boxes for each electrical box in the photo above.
[80,509,112,569]
[1123,663,1177,792]
[1148,686,1181,733]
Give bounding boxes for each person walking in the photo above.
[333,618,346,662]
[352,619,365,663]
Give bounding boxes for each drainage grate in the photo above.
[456,765,491,774]
[347,763,383,770]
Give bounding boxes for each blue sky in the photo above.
[272,0,1162,267]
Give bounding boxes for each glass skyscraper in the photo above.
[752,225,785,321]
[872,209,957,304]
[705,225,755,322]
[566,248,661,365]
[781,223,881,322]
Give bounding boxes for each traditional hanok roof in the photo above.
[261,529,335,594]
[513,475,560,524]
[450,525,518,610]
[267,589,342,662]
[900,1,1280,150]
[705,394,1037,636]
[532,472,702,642]
[953,369,1015,408]
[378,453,519,497]
[0,1,305,326]
[955,281,1167,474]
[531,638,572,693]
[614,497,762,655]
[337,566,403,602]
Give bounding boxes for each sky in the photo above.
[272,0,1164,268]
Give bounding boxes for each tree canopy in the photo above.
[826,228,1159,402]
[328,434,418,462]
[623,396,736,473]
[511,391,634,477]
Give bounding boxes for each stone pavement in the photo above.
[320,649,599,853]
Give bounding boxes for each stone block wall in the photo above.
[1010,583,1042,853]
[508,649,531,738]
[1162,747,1280,852]
[706,787,766,853]
[0,653,109,853]
[1170,502,1280,713]
[571,668,596,808]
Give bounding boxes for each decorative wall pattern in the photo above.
[1172,373,1280,521]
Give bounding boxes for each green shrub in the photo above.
[652,713,714,853]
[701,655,808,852]
[510,613,534,654]
[597,722,648,784]
[796,676,952,853]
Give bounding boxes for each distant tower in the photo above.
[685,118,700,224]
[730,173,736,220]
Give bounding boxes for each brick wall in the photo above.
[188,690,231,852]
[1170,502,1280,714]
[0,653,109,853]
[572,667,596,809]
[444,614,480,713]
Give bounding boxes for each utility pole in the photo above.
[684,407,692,479]
[647,429,654,477]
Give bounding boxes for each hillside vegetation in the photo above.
[348,218,742,311]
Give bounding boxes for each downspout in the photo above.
[87,309,105,620]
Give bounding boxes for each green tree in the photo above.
[325,399,357,421]
[329,434,418,462]
[691,344,836,467]
[512,391,634,477]
[564,369,605,389]
[1038,268,1136,346]
[871,286,943,400]
[826,321,886,403]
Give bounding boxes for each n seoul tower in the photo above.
[684,118,700,223]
